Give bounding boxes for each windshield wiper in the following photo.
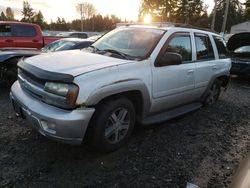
[103,49,130,60]
[88,45,100,52]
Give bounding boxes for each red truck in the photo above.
[0,21,62,49]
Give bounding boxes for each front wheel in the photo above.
[87,97,136,152]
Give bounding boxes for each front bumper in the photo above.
[10,81,95,145]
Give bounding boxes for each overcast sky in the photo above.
[0,0,232,22]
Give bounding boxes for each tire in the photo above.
[203,80,221,106]
[87,97,136,152]
[4,58,19,86]
[6,66,17,86]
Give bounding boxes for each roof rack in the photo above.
[116,22,219,34]
[173,23,219,34]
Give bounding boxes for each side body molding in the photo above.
[85,79,151,118]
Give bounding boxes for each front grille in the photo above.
[18,68,68,108]
[18,68,45,100]
[18,68,45,88]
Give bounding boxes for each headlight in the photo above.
[43,82,79,109]
[44,82,69,96]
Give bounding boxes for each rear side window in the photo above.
[165,33,192,62]
[213,36,227,58]
[0,25,12,36]
[195,33,215,61]
[12,25,37,37]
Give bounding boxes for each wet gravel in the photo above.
[0,77,249,188]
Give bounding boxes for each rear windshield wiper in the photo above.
[103,49,131,60]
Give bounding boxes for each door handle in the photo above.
[32,39,39,43]
[212,66,218,70]
[187,70,194,74]
[5,39,13,43]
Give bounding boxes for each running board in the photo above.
[141,102,202,125]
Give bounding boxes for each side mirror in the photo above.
[157,52,182,67]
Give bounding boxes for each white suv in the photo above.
[10,25,231,152]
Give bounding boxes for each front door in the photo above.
[151,32,195,113]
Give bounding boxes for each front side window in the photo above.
[0,24,12,36]
[195,34,215,61]
[12,25,36,37]
[165,34,192,62]
[213,36,227,58]
[92,27,165,59]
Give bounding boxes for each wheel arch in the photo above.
[200,72,230,102]
[85,79,151,119]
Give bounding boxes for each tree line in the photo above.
[0,1,121,32]
[1,0,250,32]
[140,0,250,32]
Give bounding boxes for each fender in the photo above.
[0,50,40,64]
[200,70,230,101]
[85,79,151,118]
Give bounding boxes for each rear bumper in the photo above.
[10,81,95,145]
[231,62,250,76]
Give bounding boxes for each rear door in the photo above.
[12,24,42,48]
[194,33,216,89]
[0,24,15,47]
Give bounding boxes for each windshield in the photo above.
[42,40,77,52]
[234,46,250,53]
[91,27,165,59]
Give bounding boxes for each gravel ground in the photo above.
[0,77,249,188]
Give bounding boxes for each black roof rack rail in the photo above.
[116,22,219,34]
[172,23,219,34]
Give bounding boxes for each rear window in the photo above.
[195,33,215,61]
[0,24,12,36]
[12,25,37,37]
[213,36,227,58]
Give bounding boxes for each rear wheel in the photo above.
[204,80,221,106]
[87,97,135,152]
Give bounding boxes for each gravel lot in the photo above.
[0,77,249,188]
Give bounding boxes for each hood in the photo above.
[0,50,41,63]
[227,32,250,51]
[24,50,132,76]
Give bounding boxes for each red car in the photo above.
[0,21,62,49]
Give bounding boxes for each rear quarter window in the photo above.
[12,25,37,37]
[213,36,228,58]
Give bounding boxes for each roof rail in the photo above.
[116,22,218,34]
[173,23,219,34]
[116,22,176,27]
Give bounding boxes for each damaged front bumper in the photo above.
[10,81,95,145]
